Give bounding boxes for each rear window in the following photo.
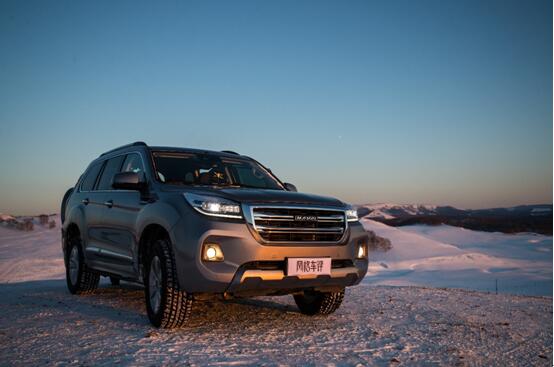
[80,162,103,191]
[96,156,125,190]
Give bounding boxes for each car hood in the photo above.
[169,186,346,208]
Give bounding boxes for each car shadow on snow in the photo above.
[0,279,305,329]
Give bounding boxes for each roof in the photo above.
[149,146,243,158]
[98,142,244,159]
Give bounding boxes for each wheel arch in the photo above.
[60,187,75,224]
[134,201,182,279]
[138,223,171,279]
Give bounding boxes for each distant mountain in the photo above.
[356,204,465,219]
[356,204,553,235]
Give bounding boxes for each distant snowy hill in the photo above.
[356,203,553,235]
[362,218,552,296]
[356,203,552,220]
[356,203,462,219]
[0,213,16,222]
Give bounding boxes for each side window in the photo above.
[96,156,125,190]
[121,153,144,174]
[80,162,103,191]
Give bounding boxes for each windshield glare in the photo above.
[152,152,284,190]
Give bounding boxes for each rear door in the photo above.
[77,160,108,262]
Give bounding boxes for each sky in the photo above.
[0,0,552,215]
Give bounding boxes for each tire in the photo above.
[110,277,120,286]
[65,235,99,294]
[293,289,345,315]
[144,238,193,328]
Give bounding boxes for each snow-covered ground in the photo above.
[0,215,64,283]
[0,215,552,365]
[362,219,552,296]
[0,281,551,366]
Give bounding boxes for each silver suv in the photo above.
[61,142,369,328]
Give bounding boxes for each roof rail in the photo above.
[100,141,148,157]
[221,150,240,155]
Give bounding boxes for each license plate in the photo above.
[287,257,331,277]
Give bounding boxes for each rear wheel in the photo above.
[65,235,99,294]
[294,289,345,315]
[144,238,193,328]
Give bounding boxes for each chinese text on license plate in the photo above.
[287,257,331,277]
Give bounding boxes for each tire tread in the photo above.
[148,239,193,328]
[294,289,345,315]
[66,236,99,295]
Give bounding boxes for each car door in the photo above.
[86,154,133,275]
[76,160,109,263]
[98,153,146,279]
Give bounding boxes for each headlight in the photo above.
[345,206,358,222]
[184,193,242,219]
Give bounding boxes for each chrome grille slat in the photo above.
[253,215,344,222]
[251,206,347,243]
[253,214,295,220]
[257,226,344,233]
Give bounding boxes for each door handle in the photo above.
[104,200,113,208]
[81,198,89,205]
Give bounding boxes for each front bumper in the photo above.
[226,260,366,296]
[169,209,369,295]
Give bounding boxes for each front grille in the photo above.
[252,207,346,243]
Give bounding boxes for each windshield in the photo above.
[152,152,284,190]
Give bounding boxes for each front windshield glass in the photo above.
[152,152,284,190]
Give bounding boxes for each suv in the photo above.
[61,142,369,328]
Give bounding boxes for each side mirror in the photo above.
[112,172,146,191]
[284,182,297,192]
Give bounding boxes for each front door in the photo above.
[85,154,133,276]
[96,153,146,279]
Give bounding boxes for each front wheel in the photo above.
[65,236,99,294]
[144,238,193,328]
[294,289,345,315]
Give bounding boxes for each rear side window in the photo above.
[80,162,103,191]
[97,156,125,190]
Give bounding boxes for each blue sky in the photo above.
[0,0,551,214]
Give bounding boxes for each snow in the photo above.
[0,282,551,365]
[0,215,63,283]
[0,215,551,365]
[358,203,439,219]
[0,213,16,222]
[362,219,553,296]
[400,224,553,262]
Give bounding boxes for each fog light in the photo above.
[206,247,217,259]
[202,243,224,262]
[357,243,367,259]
